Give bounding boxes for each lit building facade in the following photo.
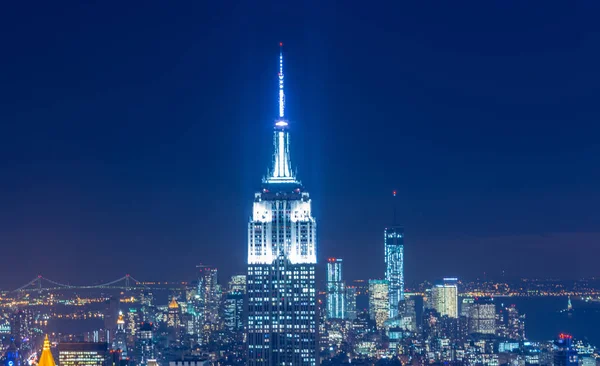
[326,258,345,319]
[368,280,389,329]
[228,275,247,293]
[224,291,244,333]
[246,44,318,366]
[195,265,220,344]
[345,286,357,320]
[112,311,128,357]
[137,322,154,366]
[468,297,496,335]
[384,227,404,318]
[126,308,139,345]
[58,342,108,366]
[431,278,458,318]
[398,297,417,332]
[554,334,578,366]
[167,298,182,342]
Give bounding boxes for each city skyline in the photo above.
[1,3,600,365]
[1,2,600,288]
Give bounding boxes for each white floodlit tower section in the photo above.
[248,44,316,265]
[278,42,285,119]
[266,43,295,184]
[247,44,318,366]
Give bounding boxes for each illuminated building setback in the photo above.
[246,44,318,366]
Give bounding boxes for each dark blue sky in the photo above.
[1,2,599,289]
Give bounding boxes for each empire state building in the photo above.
[246,44,318,366]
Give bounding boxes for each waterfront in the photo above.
[494,296,600,346]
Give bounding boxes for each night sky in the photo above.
[1,2,599,289]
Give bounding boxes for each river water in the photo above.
[494,296,600,345]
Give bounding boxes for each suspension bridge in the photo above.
[10,274,182,293]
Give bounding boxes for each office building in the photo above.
[10,308,33,346]
[460,297,474,318]
[58,342,108,366]
[345,286,357,320]
[137,323,154,366]
[104,297,119,344]
[247,44,317,366]
[554,334,578,366]
[398,297,417,332]
[431,278,458,318]
[468,297,496,335]
[384,227,404,318]
[167,298,182,342]
[224,291,244,333]
[126,309,139,343]
[228,275,247,293]
[368,280,389,329]
[326,258,345,319]
[195,265,220,344]
[112,311,128,357]
[169,360,210,366]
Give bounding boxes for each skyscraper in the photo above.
[368,280,389,329]
[167,298,182,342]
[554,334,579,366]
[224,291,244,333]
[112,311,128,357]
[431,278,458,318]
[345,286,357,320]
[468,297,496,335]
[326,258,345,319]
[195,265,220,345]
[137,323,154,366]
[384,226,404,318]
[246,44,318,366]
[225,274,246,335]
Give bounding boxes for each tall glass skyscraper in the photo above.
[246,44,318,366]
[384,227,404,318]
[326,258,345,319]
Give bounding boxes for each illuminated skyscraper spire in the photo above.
[278,42,285,119]
[266,43,296,183]
[248,44,317,365]
[38,335,56,366]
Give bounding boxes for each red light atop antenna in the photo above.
[393,190,397,197]
[279,42,283,46]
